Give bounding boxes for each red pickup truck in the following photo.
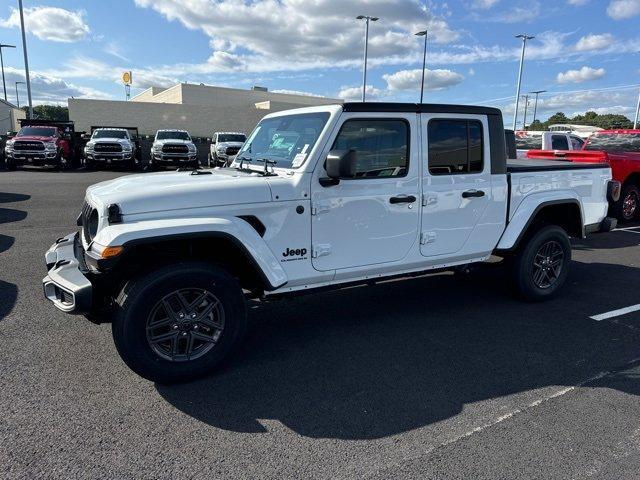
[527,129,640,222]
[4,121,81,170]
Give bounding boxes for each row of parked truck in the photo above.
[2,119,247,172]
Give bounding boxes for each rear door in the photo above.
[420,115,496,257]
[311,113,420,271]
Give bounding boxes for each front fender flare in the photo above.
[497,191,583,251]
[92,216,288,290]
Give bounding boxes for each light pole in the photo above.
[17,0,33,118]
[15,80,24,108]
[512,34,535,131]
[634,87,640,129]
[356,15,379,102]
[530,90,546,126]
[415,30,428,103]
[521,95,530,130]
[0,44,16,102]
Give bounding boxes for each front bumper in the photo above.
[42,232,92,314]
[7,150,59,166]
[85,152,133,163]
[152,152,197,165]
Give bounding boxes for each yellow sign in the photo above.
[122,71,132,85]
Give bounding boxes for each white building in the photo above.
[0,98,25,134]
[69,83,341,138]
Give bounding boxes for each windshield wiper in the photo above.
[236,155,252,169]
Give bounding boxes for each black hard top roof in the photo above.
[342,102,502,116]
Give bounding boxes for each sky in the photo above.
[0,0,639,127]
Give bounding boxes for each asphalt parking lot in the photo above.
[1,169,640,479]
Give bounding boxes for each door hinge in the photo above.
[311,203,331,216]
[312,244,332,258]
[420,231,437,245]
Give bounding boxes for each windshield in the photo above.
[157,131,191,141]
[585,133,640,152]
[236,112,330,169]
[93,130,128,139]
[515,134,542,150]
[218,134,246,143]
[18,127,57,137]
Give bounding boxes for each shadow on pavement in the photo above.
[156,260,640,440]
[0,279,18,321]
[0,192,31,204]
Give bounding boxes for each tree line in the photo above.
[527,111,634,130]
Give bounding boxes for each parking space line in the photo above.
[590,304,640,321]
[613,226,640,234]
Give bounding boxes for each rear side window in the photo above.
[515,134,542,150]
[428,119,484,175]
[551,135,569,150]
[570,136,584,150]
[331,119,409,178]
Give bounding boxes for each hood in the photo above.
[216,141,244,149]
[154,139,193,145]
[92,137,130,144]
[13,135,56,142]
[86,169,273,215]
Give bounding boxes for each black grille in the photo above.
[225,146,240,156]
[80,202,97,244]
[94,142,123,153]
[162,144,189,154]
[14,140,45,151]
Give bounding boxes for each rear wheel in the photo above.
[112,262,247,384]
[511,225,571,302]
[612,184,639,223]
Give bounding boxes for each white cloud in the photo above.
[484,1,541,22]
[338,85,384,101]
[574,33,615,51]
[133,0,459,73]
[383,68,464,91]
[556,66,605,84]
[4,67,111,105]
[472,0,500,8]
[607,0,640,19]
[0,7,89,43]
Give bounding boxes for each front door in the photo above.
[420,115,493,257]
[311,114,420,272]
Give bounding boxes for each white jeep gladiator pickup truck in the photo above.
[43,103,620,383]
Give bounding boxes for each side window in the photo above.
[331,119,409,178]
[428,119,484,175]
[551,135,569,150]
[570,136,584,149]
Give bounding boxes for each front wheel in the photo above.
[511,225,571,302]
[112,262,247,384]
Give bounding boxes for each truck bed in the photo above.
[507,158,609,173]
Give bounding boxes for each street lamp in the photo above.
[512,34,535,131]
[0,43,16,102]
[17,0,33,118]
[521,95,530,130]
[634,86,640,129]
[15,80,25,108]
[356,15,379,102]
[530,90,546,126]
[415,30,428,103]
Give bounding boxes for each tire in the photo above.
[112,262,247,384]
[5,157,16,171]
[511,225,571,302]
[207,153,212,168]
[612,184,639,223]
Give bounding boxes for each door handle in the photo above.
[461,190,485,198]
[389,195,417,204]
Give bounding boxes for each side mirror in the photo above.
[325,149,357,179]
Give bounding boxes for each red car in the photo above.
[4,121,78,170]
[527,129,640,222]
